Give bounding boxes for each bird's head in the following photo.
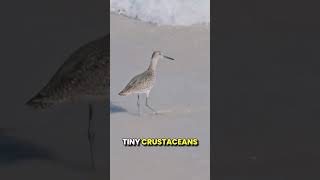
[151,51,174,61]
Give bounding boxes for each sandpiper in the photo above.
[119,51,174,115]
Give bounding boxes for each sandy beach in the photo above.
[110,14,210,180]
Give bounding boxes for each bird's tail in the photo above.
[25,93,55,110]
[118,90,128,96]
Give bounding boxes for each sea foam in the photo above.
[110,0,210,26]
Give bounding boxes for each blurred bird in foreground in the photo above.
[26,35,109,169]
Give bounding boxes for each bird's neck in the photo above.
[148,57,159,71]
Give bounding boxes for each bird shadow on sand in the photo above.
[110,101,174,117]
[0,129,52,166]
[110,102,172,117]
[110,102,141,116]
[110,103,127,113]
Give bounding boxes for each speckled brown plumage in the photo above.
[26,35,109,109]
[119,69,155,96]
[118,51,174,97]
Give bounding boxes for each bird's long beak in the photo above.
[163,55,175,60]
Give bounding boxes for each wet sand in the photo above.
[110,14,210,180]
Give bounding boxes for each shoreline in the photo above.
[110,12,210,28]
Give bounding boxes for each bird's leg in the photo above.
[137,94,141,116]
[88,104,95,169]
[145,95,158,114]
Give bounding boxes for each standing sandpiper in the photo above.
[118,51,174,115]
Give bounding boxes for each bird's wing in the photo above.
[26,35,110,109]
[43,35,109,92]
[121,72,146,93]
